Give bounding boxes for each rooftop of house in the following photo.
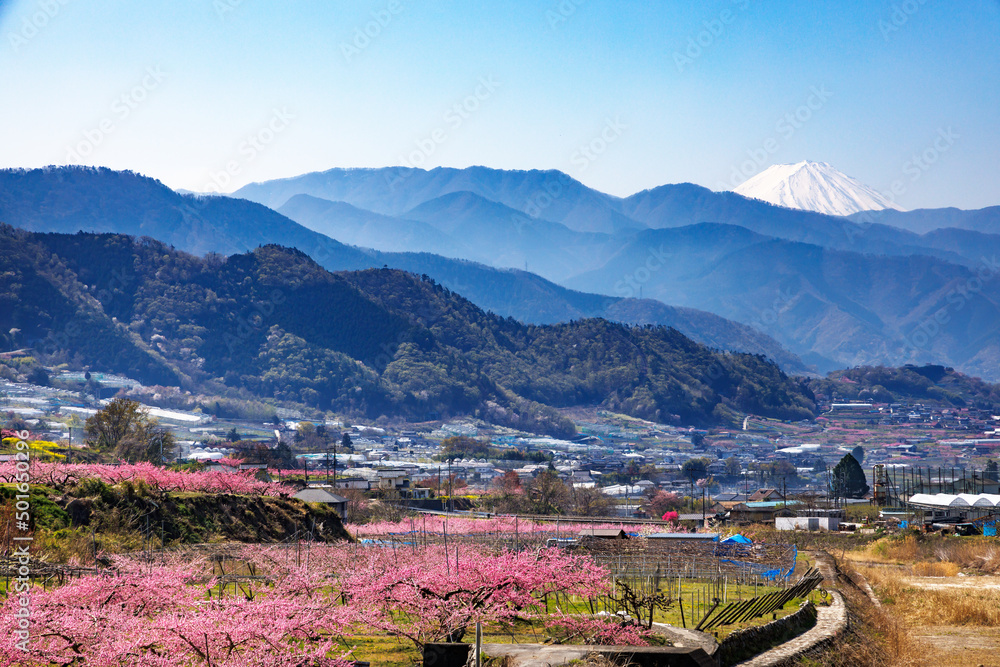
[293,488,349,504]
[578,528,629,539]
[735,500,803,509]
[748,488,785,501]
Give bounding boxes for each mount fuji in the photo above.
[733,161,905,217]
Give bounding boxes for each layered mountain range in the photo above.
[2,165,999,382]
[234,165,1000,380]
[0,167,806,372]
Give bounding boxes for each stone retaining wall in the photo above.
[731,589,846,667]
[717,601,817,667]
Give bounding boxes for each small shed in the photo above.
[578,528,629,540]
[647,532,720,542]
[776,516,840,531]
[729,501,799,525]
[293,488,350,520]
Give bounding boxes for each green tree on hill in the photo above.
[85,397,175,463]
[724,456,742,476]
[437,435,489,460]
[528,470,570,514]
[682,457,711,482]
[832,453,870,499]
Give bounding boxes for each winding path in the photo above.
[732,551,847,667]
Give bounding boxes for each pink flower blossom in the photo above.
[0,461,294,496]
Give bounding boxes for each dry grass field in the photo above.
[829,534,1000,667]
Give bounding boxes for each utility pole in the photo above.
[701,486,706,526]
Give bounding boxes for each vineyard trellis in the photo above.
[696,567,824,631]
[366,517,803,630]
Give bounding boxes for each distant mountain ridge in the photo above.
[848,206,1000,235]
[238,166,979,264]
[0,166,805,372]
[4,165,1000,380]
[235,165,1000,380]
[236,165,640,234]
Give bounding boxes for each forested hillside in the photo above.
[0,227,817,432]
[807,364,1000,410]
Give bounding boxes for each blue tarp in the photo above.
[715,541,797,580]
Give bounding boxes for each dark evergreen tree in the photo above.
[851,445,865,464]
[832,453,870,499]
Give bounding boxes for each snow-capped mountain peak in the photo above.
[732,161,905,217]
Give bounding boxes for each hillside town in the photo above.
[5,369,999,531]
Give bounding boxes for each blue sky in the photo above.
[1,0,997,209]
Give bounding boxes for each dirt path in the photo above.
[902,574,1000,591]
[909,626,1000,667]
